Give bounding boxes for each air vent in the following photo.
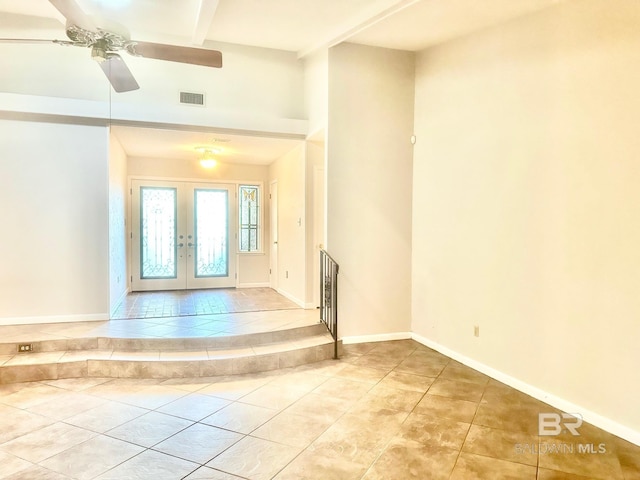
[180,91,205,106]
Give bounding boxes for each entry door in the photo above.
[131,180,236,291]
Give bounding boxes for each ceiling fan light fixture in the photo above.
[199,149,218,169]
[5,0,223,92]
[91,40,108,63]
[200,158,217,169]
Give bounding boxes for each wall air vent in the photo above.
[179,91,205,106]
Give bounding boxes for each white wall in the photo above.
[303,48,329,307]
[0,40,304,121]
[269,145,307,305]
[0,119,110,324]
[109,132,128,314]
[305,140,325,307]
[0,34,307,144]
[327,43,415,339]
[304,49,329,137]
[128,155,272,287]
[412,0,640,441]
[127,156,269,182]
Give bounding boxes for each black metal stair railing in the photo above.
[319,249,339,359]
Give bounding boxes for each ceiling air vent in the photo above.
[180,91,205,106]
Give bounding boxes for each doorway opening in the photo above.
[118,178,298,321]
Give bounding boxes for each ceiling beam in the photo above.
[297,0,423,59]
[192,0,220,46]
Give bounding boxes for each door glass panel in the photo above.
[140,187,177,279]
[239,185,260,252]
[194,189,228,277]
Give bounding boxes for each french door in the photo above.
[131,180,236,291]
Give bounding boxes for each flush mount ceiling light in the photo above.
[195,146,222,168]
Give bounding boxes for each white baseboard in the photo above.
[237,282,271,288]
[0,313,109,326]
[276,288,305,308]
[411,333,640,447]
[342,332,412,345]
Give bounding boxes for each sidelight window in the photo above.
[238,184,260,252]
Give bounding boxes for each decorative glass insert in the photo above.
[194,189,228,277]
[239,185,260,252]
[140,187,177,279]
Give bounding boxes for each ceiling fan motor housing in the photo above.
[91,38,108,62]
[66,18,130,51]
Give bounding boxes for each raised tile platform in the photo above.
[0,310,341,384]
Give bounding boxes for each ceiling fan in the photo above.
[0,0,223,92]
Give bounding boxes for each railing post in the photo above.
[332,261,338,359]
[319,249,339,359]
[319,252,324,315]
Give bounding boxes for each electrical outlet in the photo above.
[474,326,480,337]
[18,343,33,353]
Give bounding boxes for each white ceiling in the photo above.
[0,0,565,164]
[349,0,563,52]
[111,126,302,166]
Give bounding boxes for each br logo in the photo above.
[538,413,583,436]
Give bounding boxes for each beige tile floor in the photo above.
[111,288,299,320]
[0,309,319,346]
[0,340,638,479]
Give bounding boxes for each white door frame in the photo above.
[130,179,237,291]
[312,166,325,307]
[269,180,278,290]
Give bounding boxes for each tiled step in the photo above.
[0,324,341,384]
[0,323,329,355]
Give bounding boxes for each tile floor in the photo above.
[0,340,638,480]
[111,288,299,320]
[0,309,319,345]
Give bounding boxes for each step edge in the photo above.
[0,323,328,354]
[0,343,339,384]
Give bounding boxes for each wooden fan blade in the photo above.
[49,0,96,31]
[99,54,139,93]
[129,41,222,68]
